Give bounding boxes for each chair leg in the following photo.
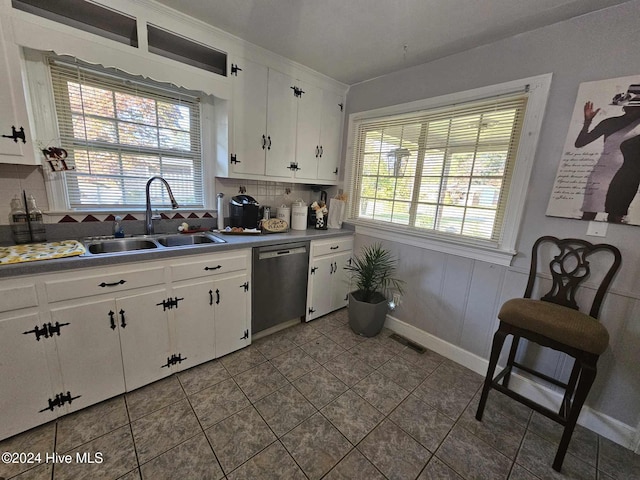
[552,357,598,472]
[476,327,508,421]
[560,359,581,418]
[503,335,520,388]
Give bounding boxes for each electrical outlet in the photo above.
[393,294,401,307]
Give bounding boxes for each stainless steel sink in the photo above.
[83,232,225,255]
[86,238,158,254]
[156,233,225,247]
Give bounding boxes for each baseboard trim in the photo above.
[384,314,637,451]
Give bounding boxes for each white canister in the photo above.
[277,205,291,226]
[291,200,308,230]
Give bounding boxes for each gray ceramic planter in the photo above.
[348,291,388,337]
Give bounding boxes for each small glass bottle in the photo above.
[26,195,47,243]
[9,195,31,244]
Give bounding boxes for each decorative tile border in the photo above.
[47,211,216,224]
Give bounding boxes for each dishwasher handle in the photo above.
[258,246,307,260]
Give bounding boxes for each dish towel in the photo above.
[0,240,86,265]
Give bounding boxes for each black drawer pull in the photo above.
[99,279,126,288]
[330,246,339,250]
[204,265,222,271]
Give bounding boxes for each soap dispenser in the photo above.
[113,215,125,238]
[9,195,30,244]
[26,195,47,243]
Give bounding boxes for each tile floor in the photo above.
[1,308,639,480]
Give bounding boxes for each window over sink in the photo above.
[48,58,204,210]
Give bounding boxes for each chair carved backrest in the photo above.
[523,236,621,319]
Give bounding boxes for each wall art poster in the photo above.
[546,75,640,225]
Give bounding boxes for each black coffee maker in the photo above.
[230,195,260,228]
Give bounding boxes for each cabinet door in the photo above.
[317,91,344,181]
[0,18,35,165]
[50,299,126,413]
[0,313,57,440]
[306,256,334,321]
[170,281,216,371]
[231,57,268,175]
[214,273,250,358]
[294,82,322,181]
[330,251,352,310]
[117,289,172,391]
[264,68,298,178]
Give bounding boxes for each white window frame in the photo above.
[344,73,552,266]
[22,49,215,214]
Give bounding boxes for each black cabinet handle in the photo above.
[262,135,266,150]
[119,309,126,328]
[330,263,334,274]
[267,136,272,150]
[333,167,338,175]
[108,310,116,330]
[99,279,126,288]
[204,265,222,271]
[330,245,339,250]
[216,289,220,305]
[209,289,213,306]
[315,146,319,158]
[319,146,323,157]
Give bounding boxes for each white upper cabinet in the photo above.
[0,17,36,165]
[226,56,345,184]
[317,90,345,181]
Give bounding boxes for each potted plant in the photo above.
[345,243,404,337]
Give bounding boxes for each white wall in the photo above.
[345,0,640,446]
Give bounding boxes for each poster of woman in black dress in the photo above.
[547,76,640,226]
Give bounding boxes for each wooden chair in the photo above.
[475,236,621,472]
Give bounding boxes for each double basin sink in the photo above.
[83,232,226,255]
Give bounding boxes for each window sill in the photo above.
[347,220,516,266]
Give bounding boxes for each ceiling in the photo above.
[154,0,629,85]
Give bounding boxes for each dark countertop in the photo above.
[0,227,354,279]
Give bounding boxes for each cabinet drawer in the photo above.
[311,237,354,257]
[170,252,249,282]
[0,284,38,312]
[45,267,165,302]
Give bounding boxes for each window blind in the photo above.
[349,92,528,243]
[49,59,203,210]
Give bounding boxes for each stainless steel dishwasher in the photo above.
[252,242,310,334]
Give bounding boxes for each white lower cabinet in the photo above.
[49,299,127,412]
[116,290,173,391]
[306,237,353,321]
[0,312,57,440]
[0,248,252,441]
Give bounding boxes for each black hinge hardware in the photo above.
[108,310,116,329]
[161,353,187,368]
[310,266,318,274]
[99,279,126,288]
[39,391,81,412]
[240,329,249,340]
[338,103,344,111]
[23,324,49,341]
[156,297,184,311]
[290,86,305,98]
[47,321,69,337]
[119,309,127,328]
[23,322,69,341]
[2,126,26,143]
[287,162,300,171]
[240,281,249,292]
[230,154,240,164]
[308,307,315,314]
[204,265,222,271]
[230,63,243,76]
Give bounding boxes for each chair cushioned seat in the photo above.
[498,298,609,355]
